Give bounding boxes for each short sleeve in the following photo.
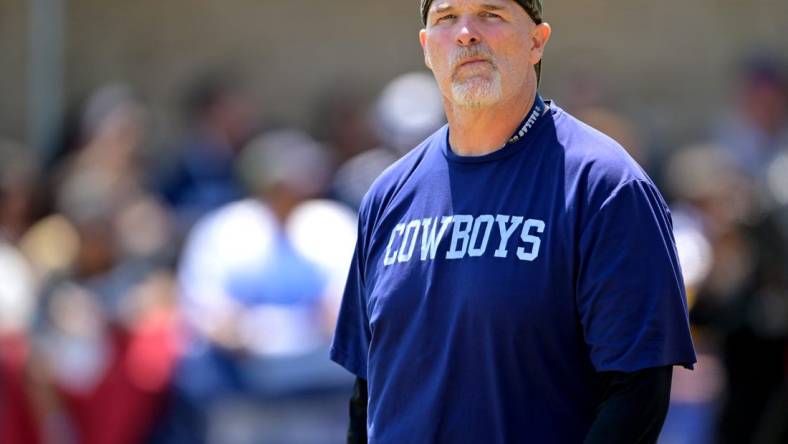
[330,215,372,379]
[577,179,696,372]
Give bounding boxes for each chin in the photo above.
[451,76,502,108]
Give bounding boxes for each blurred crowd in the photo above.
[0,52,785,444]
[0,69,444,444]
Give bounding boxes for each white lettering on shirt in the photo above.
[468,214,495,257]
[382,214,546,266]
[420,216,453,261]
[446,215,473,259]
[494,215,524,258]
[384,223,405,266]
[516,219,546,261]
[397,220,422,263]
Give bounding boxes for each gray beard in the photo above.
[450,73,502,108]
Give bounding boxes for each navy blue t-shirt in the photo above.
[330,96,696,443]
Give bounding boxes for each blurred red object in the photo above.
[57,309,180,444]
[0,334,40,444]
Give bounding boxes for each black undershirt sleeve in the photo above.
[584,366,673,444]
[347,377,368,444]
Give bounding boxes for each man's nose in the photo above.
[455,18,480,46]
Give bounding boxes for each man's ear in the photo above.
[530,22,552,65]
[419,29,432,69]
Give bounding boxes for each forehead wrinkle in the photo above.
[433,0,511,13]
[480,4,507,11]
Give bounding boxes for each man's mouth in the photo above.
[457,57,491,69]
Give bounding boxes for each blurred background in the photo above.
[0,1,786,443]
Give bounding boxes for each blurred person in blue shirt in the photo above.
[165,129,356,444]
[713,53,787,182]
[157,73,259,235]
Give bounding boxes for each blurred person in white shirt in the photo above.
[169,129,356,444]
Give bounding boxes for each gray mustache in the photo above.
[451,47,496,70]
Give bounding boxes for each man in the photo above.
[331,0,697,442]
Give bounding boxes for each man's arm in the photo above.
[584,366,673,444]
[347,377,368,444]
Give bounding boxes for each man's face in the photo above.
[419,0,549,108]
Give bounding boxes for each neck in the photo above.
[445,87,537,157]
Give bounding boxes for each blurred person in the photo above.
[71,84,149,191]
[657,151,722,444]
[713,53,788,181]
[165,129,356,444]
[157,72,258,235]
[24,83,182,444]
[331,1,696,443]
[0,243,41,444]
[0,138,46,243]
[33,272,180,444]
[49,82,177,312]
[664,144,758,246]
[665,144,788,444]
[311,84,378,166]
[52,84,155,241]
[747,198,788,444]
[30,187,181,444]
[332,72,445,209]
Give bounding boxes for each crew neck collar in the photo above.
[442,94,550,164]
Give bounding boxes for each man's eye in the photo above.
[436,14,457,23]
[480,11,501,19]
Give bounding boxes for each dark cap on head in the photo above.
[419,0,544,84]
[419,0,542,25]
